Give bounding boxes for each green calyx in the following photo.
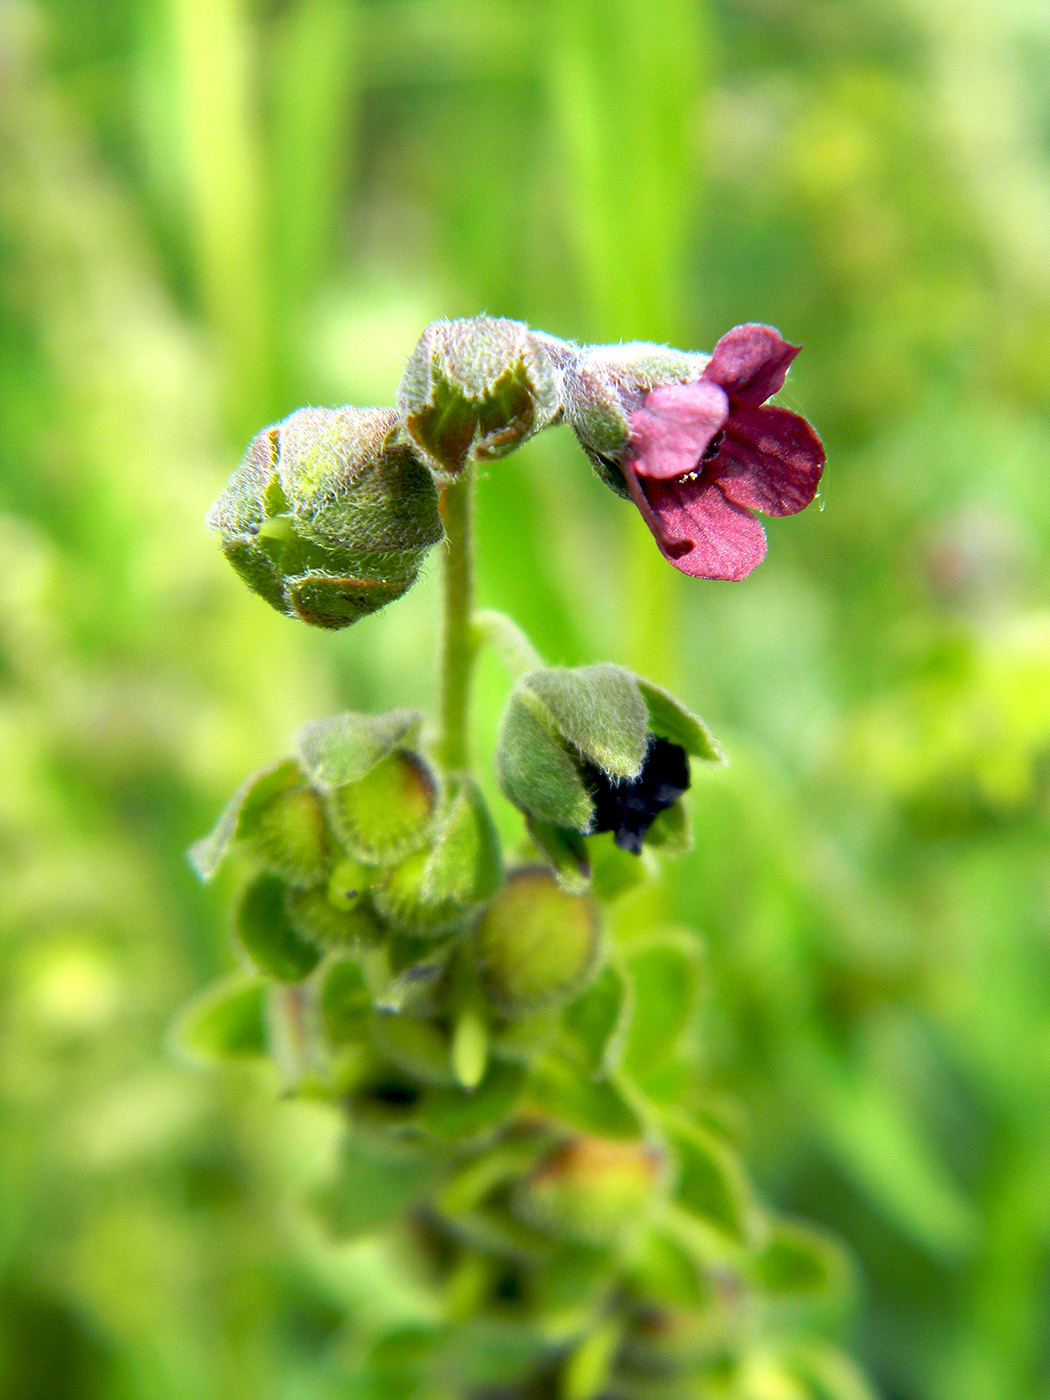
[511,1136,667,1247]
[398,317,562,478]
[495,664,722,843]
[207,406,443,629]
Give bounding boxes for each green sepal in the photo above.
[190,758,304,882]
[416,1059,526,1141]
[295,708,423,789]
[320,958,372,1046]
[748,1220,853,1312]
[622,935,704,1079]
[286,885,383,947]
[636,678,723,762]
[372,777,502,934]
[308,1133,441,1240]
[589,834,649,900]
[236,872,322,982]
[561,963,632,1076]
[526,819,591,893]
[496,666,652,832]
[473,868,602,1018]
[326,748,439,866]
[665,1112,760,1246]
[528,1056,643,1139]
[172,974,268,1063]
[643,799,693,856]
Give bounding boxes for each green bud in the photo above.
[560,342,709,496]
[207,406,443,628]
[511,1137,666,1247]
[398,316,561,478]
[236,872,322,982]
[327,856,372,911]
[372,778,502,935]
[326,747,439,866]
[473,868,601,1018]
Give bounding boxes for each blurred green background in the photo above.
[2,0,1050,1395]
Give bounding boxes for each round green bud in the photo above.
[285,885,384,948]
[511,1136,666,1247]
[245,780,330,888]
[327,856,372,911]
[473,868,601,1018]
[207,406,444,629]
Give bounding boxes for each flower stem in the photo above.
[438,468,476,771]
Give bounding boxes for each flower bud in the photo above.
[473,868,601,1017]
[511,1136,666,1247]
[207,406,443,629]
[398,317,562,478]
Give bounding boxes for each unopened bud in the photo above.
[398,317,561,478]
[207,406,443,628]
[511,1136,666,1247]
[473,867,601,1017]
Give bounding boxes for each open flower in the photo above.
[621,324,825,580]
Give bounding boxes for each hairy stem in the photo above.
[438,468,476,771]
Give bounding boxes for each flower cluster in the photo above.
[207,317,824,628]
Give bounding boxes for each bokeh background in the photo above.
[2,0,1050,1395]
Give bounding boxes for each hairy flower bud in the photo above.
[398,317,562,478]
[207,406,443,628]
[473,868,601,1017]
[511,1136,666,1247]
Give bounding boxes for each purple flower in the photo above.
[620,324,825,580]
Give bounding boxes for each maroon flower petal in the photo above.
[710,404,825,517]
[643,474,768,580]
[702,323,799,407]
[628,380,729,481]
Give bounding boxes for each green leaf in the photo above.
[524,665,649,778]
[236,873,322,982]
[172,975,268,1063]
[308,1134,439,1239]
[418,1059,526,1140]
[562,963,632,1076]
[623,936,703,1078]
[295,708,423,789]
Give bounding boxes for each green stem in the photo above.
[438,468,476,771]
